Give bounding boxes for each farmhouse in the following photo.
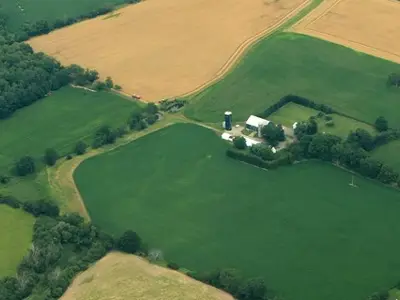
[245,115,270,132]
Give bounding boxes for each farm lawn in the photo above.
[0,86,140,172]
[0,205,34,277]
[184,33,400,127]
[75,123,400,300]
[269,102,375,138]
[372,140,400,174]
[1,0,126,33]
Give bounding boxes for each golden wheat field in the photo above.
[61,252,233,300]
[291,0,400,63]
[28,0,308,102]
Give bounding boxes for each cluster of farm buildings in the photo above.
[221,111,298,152]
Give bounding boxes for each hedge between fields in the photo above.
[226,148,293,170]
[11,0,141,40]
[259,94,374,127]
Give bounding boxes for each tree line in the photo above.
[289,116,400,186]
[8,103,160,178]
[228,114,400,188]
[0,195,145,300]
[0,0,141,41]
[0,39,102,119]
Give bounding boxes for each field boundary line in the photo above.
[289,0,400,63]
[49,115,200,220]
[177,0,312,100]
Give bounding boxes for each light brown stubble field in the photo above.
[291,0,400,63]
[61,252,233,300]
[28,0,307,102]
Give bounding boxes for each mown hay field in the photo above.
[28,0,308,102]
[0,205,34,277]
[61,252,233,300]
[184,33,400,127]
[1,0,126,32]
[291,0,400,63]
[0,86,140,172]
[75,123,400,300]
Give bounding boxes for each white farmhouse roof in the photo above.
[221,132,234,142]
[246,115,270,128]
[244,137,261,147]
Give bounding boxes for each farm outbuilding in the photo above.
[245,115,270,132]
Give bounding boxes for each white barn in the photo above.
[245,115,270,132]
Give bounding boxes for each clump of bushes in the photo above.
[167,262,180,270]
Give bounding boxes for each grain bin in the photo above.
[224,111,232,130]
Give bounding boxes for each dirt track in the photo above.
[29,0,308,102]
[291,0,400,64]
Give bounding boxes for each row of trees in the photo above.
[0,196,145,300]
[291,117,400,186]
[11,103,159,178]
[0,39,100,119]
[190,269,271,300]
[0,0,141,40]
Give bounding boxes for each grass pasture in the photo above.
[269,102,375,138]
[372,140,400,174]
[28,0,307,101]
[0,205,34,277]
[0,0,126,32]
[184,33,400,127]
[291,0,400,64]
[0,86,140,172]
[61,252,233,300]
[75,123,400,300]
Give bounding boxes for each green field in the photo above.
[372,140,400,173]
[184,33,400,127]
[75,123,400,300]
[0,0,126,32]
[0,205,34,277]
[269,102,375,138]
[0,86,140,171]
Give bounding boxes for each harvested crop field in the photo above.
[61,252,233,300]
[291,0,400,63]
[28,0,309,102]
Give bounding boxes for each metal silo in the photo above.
[224,111,232,130]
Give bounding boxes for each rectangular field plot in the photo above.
[184,33,400,128]
[291,0,400,63]
[372,140,400,173]
[28,0,307,101]
[75,123,400,300]
[269,102,375,138]
[0,86,140,171]
[0,205,34,277]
